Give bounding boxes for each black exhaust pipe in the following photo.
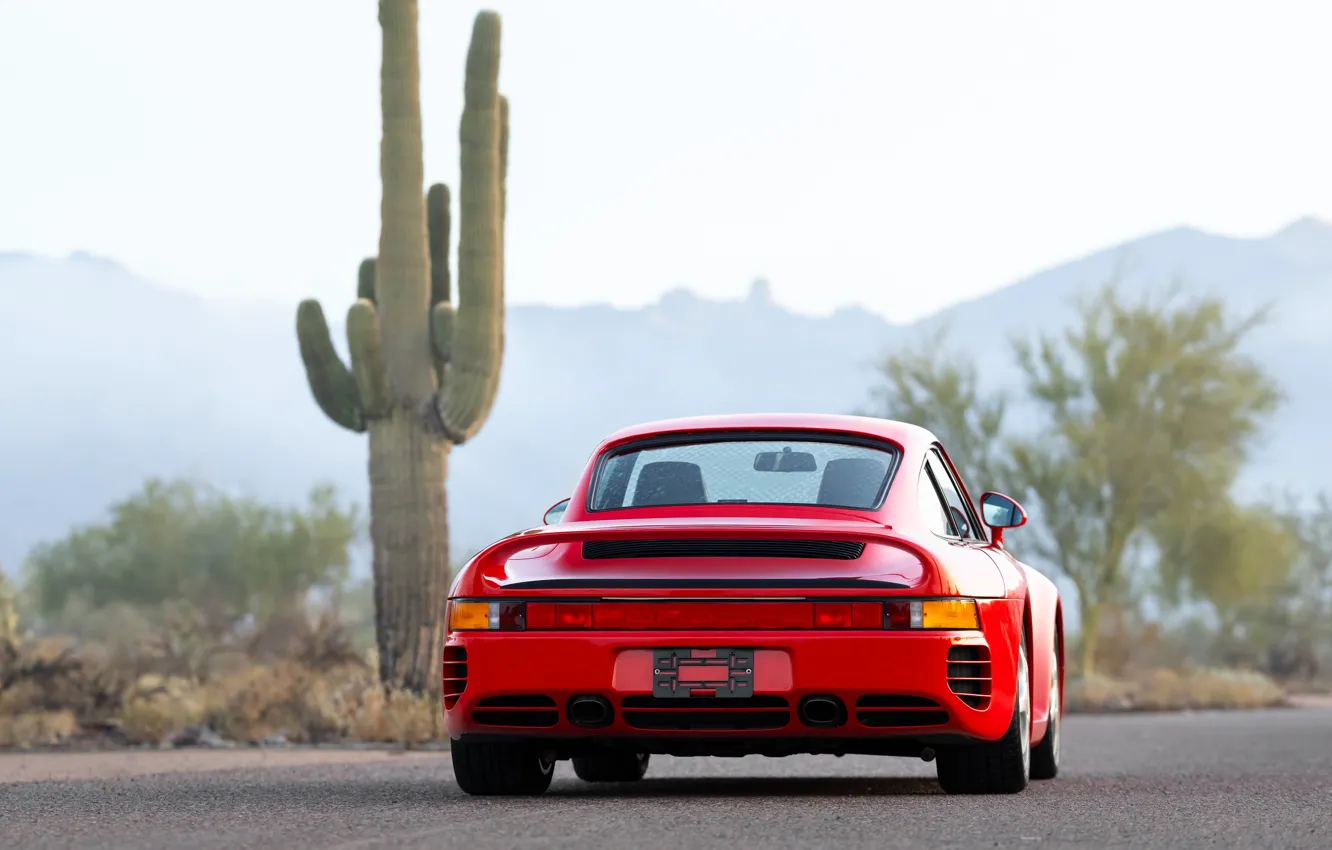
[798,694,846,728]
[567,694,613,728]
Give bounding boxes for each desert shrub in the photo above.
[0,710,79,748]
[201,658,441,745]
[0,637,134,726]
[1067,667,1287,713]
[208,662,327,744]
[1182,668,1285,709]
[117,674,208,745]
[1066,673,1136,712]
[349,686,438,744]
[240,608,366,673]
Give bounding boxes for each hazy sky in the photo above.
[3,0,1331,322]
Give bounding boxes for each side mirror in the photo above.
[542,498,570,525]
[979,491,1026,546]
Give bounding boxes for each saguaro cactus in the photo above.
[295,2,507,693]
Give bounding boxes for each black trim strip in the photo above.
[582,539,866,560]
[498,577,911,589]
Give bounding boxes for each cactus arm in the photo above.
[427,182,454,369]
[499,95,508,268]
[376,0,435,400]
[296,300,365,433]
[431,11,504,443]
[427,183,451,308]
[347,299,391,418]
[431,302,455,364]
[357,258,377,303]
[498,94,508,356]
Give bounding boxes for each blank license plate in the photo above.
[652,648,755,698]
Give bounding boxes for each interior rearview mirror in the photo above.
[753,448,818,472]
[542,498,570,525]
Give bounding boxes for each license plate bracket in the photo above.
[652,648,755,698]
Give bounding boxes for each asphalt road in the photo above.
[4,708,1331,850]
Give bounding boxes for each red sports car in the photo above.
[444,413,1063,795]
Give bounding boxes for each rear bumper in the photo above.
[444,598,1022,748]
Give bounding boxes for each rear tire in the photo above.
[936,633,1031,795]
[451,740,555,796]
[572,751,650,783]
[1031,637,1061,780]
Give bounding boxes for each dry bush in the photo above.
[349,685,439,744]
[242,609,366,673]
[118,674,208,745]
[1283,678,1332,695]
[1068,667,1287,713]
[0,710,79,748]
[1,601,450,748]
[0,637,133,727]
[207,661,346,744]
[204,661,440,745]
[190,611,407,745]
[1178,668,1285,710]
[1065,674,1136,712]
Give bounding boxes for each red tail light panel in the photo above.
[523,600,885,630]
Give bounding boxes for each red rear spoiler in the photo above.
[460,517,929,588]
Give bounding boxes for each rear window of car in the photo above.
[587,433,900,511]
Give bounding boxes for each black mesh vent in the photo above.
[471,710,559,728]
[856,709,949,728]
[948,646,986,662]
[475,695,557,708]
[442,646,468,710]
[582,539,865,560]
[621,710,790,731]
[854,694,947,728]
[621,695,789,709]
[855,695,942,709]
[946,645,992,710]
[620,695,791,731]
[471,694,559,727]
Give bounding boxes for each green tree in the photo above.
[1153,499,1300,664]
[1292,496,1332,632]
[1009,286,1281,675]
[862,327,1010,496]
[23,479,359,636]
[1257,496,1332,677]
[294,3,508,693]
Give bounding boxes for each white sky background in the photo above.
[3,0,1331,323]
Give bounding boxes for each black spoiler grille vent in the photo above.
[581,539,865,561]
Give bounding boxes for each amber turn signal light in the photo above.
[884,598,980,630]
[447,600,526,631]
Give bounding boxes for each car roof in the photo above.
[594,413,939,452]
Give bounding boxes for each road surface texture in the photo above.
[3,708,1330,850]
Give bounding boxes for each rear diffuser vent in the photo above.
[442,646,468,710]
[855,694,948,728]
[947,645,992,710]
[582,539,865,561]
[620,695,791,731]
[472,695,559,728]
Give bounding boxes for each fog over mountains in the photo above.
[3,218,1330,574]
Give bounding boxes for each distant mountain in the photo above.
[2,219,1329,574]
